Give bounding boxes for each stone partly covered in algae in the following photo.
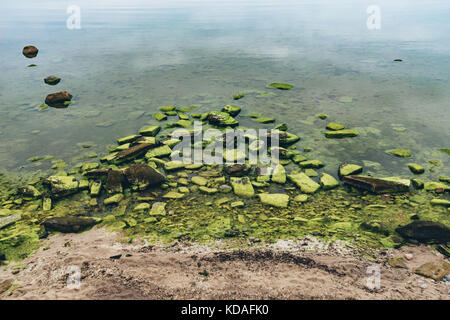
[316,113,328,119]
[288,172,320,194]
[342,175,410,194]
[408,163,424,174]
[268,83,294,90]
[207,111,239,127]
[117,134,141,145]
[43,176,79,198]
[439,175,450,183]
[164,160,185,171]
[254,117,275,124]
[44,76,61,86]
[22,45,38,58]
[199,186,218,194]
[133,203,150,212]
[396,221,450,244]
[326,122,345,131]
[223,149,246,163]
[339,164,363,178]
[162,191,185,199]
[319,173,339,190]
[257,193,289,208]
[45,91,72,107]
[124,164,165,190]
[159,106,176,112]
[106,170,125,194]
[90,181,102,196]
[414,262,450,281]
[18,185,41,198]
[230,177,255,197]
[111,143,153,164]
[386,149,412,158]
[175,119,192,128]
[104,194,124,205]
[43,216,97,233]
[424,181,449,192]
[325,129,359,139]
[430,199,450,207]
[139,125,161,137]
[294,194,308,203]
[42,198,52,211]
[222,105,241,116]
[233,93,245,100]
[191,176,208,186]
[411,178,424,189]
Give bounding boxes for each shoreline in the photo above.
[1,227,448,300]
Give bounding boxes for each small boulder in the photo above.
[44,76,61,86]
[124,164,166,190]
[45,91,72,108]
[43,216,97,233]
[258,193,289,208]
[396,221,450,244]
[22,45,38,58]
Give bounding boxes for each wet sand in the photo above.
[0,227,448,300]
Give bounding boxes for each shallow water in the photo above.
[0,0,449,180]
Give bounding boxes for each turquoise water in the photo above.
[0,0,449,180]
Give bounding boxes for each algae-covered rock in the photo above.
[117,135,141,145]
[153,112,167,121]
[386,149,412,158]
[112,143,153,164]
[175,119,192,128]
[294,194,308,203]
[316,113,328,119]
[339,164,363,177]
[411,178,424,189]
[43,198,52,211]
[222,105,241,116]
[274,123,288,131]
[230,177,255,197]
[44,216,97,233]
[18,185,42,198]
[191,176,208,186]
[159,106,176,112]
[319,173,339,190]
[430,199,450,207]
[133,203,150,212]
[258,193,289,208]
[342,175,410,194]
[254,117,275,124]
[396,221,450,244]
[162,191,185,199]
[145,145,172,158]
[271,164,286,184]
[207,111,239,127]
[164,160,185,171]
[439,175,450,183]
[233,93,245,100]
[199,186,218,194]
[326,122,345,131]
[268,83,293,90]
[150,202,166,215]
[408,163,424,174]
[325,129,359,138]
[124,164,166,190]
[299,160,324,169]
[288,172,320,194]
[90,181,102,197]
[44,176,80,198]
[104,194,124,205]
[139,125,161,137]
[424,181,449,192]
[278,131,300,146]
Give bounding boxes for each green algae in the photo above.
[268,83,294,90]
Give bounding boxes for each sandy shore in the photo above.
[0,227,449,300]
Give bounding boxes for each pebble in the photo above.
[404,253,413,260]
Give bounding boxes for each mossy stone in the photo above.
[268,83,294,90]
[288,172,320,194]
[139,125,161,137]
[258,193,289,208]
[319,173,339,190]
[326,122,345,131]
[153,112,167,121]
[386,149,412,158]
[325,129,359,138]
[230,177,255,198]
[339,164,363,177]
[408,164,424,174]
[222,105,241,116]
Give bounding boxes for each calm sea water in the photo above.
[0,0,449,180]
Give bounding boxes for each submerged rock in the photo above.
[44,76,61,86]
[111,143,153,164]
[288,172,320,194]
[268,83,293,90]
[325,129,359,138]
[408,163,424,174]
[258,193,289,208]
[386,149,412,158]
[22,45,38,58]
[150,202,167,215]
[44,216,97,233]
[299,160,324,169]
[45,91,73,108]
[395,221,450,244]
[271,164,286,184]
[326,122,345,131]
[224,164,250,177]
[18,185,42,198]
[342,175,410,194]
[124,164,165,190]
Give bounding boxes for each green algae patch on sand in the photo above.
[268,83,294,90]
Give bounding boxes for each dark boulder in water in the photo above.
[44,76,61,86]
[124,164,165,191]
[224,164,250,177]
[22,45,38,58]
[43,216,97,233]
[396,221,450,244]
[45,91,72,108]
[112,143,153,164]
[342,175,409,194]
[106,170,125,194]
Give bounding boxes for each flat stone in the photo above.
[150,202,167,215]
[271,164,286,184]
[43,176,79,198]
[319,173,339,190]
[104,194,124,205]
[164,160,185,171]
[133,203,151,211]
[396,221,450,244]
[145,145,172,158]
[268,83,293,90]
[288,172,320,194]
[139,125,161,136]
[325,129,359,138]
[44,216,97,233]
[339,164,363,177]
[299,160,324,169]
[230,177,255,197]
[117,135,141,145]
[90,181,102,197]
[294,194,308,203]
[326,122,345,131]
[153,112,167,121]
[386,149,412,158]
[124,164,166,190]
[408,163,425,174]
[258,193,289,208]
[221,105,241,116]
[191,176,208,186]
[162,191,185,199]
[430,199,450,207]
[199,186,218,194]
